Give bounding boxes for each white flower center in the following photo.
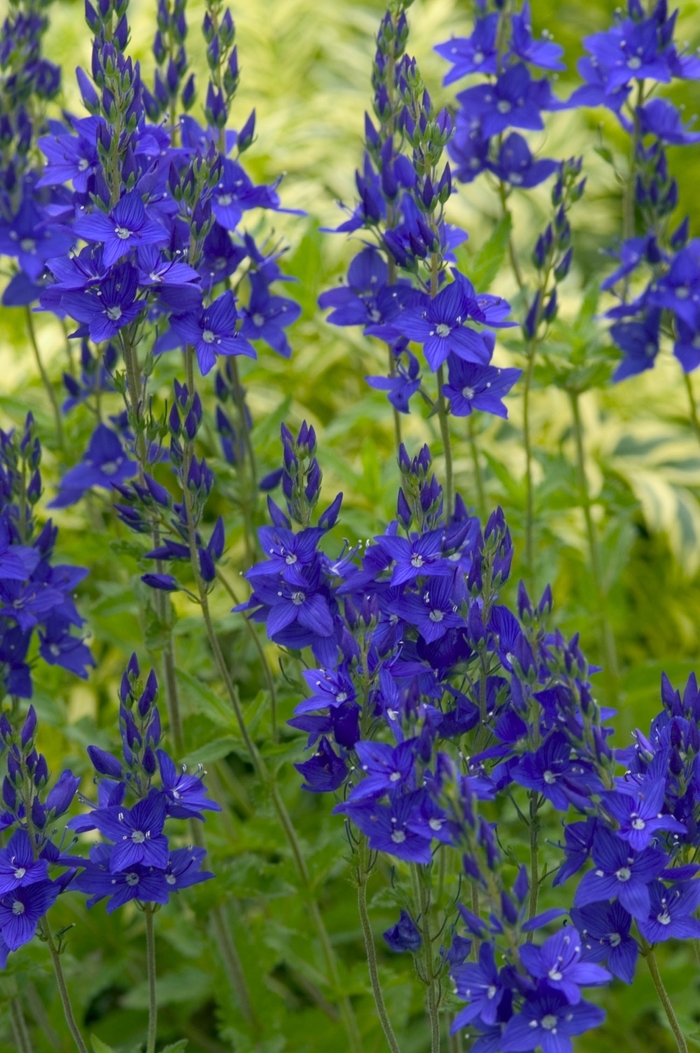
[125,872,139,886]
[391,830,406,843]
[435,323,451,337]
[13,868,26,880]
[627,57,642,69]
[20,238,36,252]
[541,1015,558,1031]
[497,100,512,113]
[291,591,305,606]
[389,771,401,782]
[106,306,122,321]
[608,933,622,947]
[429,609,444,623]
[166,874,177,885]
[473,50,485,64]
[336,691,348,703]
[252,313,265,327]
[114,226,132,240]
[218,193,233,206]
[543,770,556,784]
[657,911,672,925]
[631,817,645,830]
[202,329,216,344]
[487,984,497,999]
[548,967,563,981]
[285,553,298,564]
[131,830,146,844]
[11,900,24,915]
[429,818,443,831]
[615,867,631,882]
[411,554,424,568]
[462,386,475,400]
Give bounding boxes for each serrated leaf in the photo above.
[161,1042,188,1053]
[175,668,236,728]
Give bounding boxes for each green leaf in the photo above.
[91,1038,117,1053]
[175,668,235,729]
[161,1043,188,1053]
[467,213,513,291]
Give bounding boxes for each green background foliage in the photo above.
[2,0,700,1050]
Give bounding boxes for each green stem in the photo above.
[468,415,486,521]
[569,391,619,700]
[436,364,453,521]
[388,344,402,455]
[523,346,536,591]
[24,308,64,455]
[683,371,700,448]
[229,356,258,565]
[41,922,89,1053]
[216,567,278,743]
[642,940,688,1053]
[527,792,539,925]
[25,982,61,1052]
[411,865,440,1053]
[8,997,33,1053]
[357,837,402,1053]
[121,335,184,754]
[145,907,158,1053]
[180,356,362,1053]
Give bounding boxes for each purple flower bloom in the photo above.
[393,280,491,371]
[638,98,700,145]
[383,909,422,952]
[0,829,49,894]
[295,736,348,792]
[487,133,559,189]
[87,792,170,871]
[374,528,452,586]
[570,901,638,984]
[247,525,324,588]
[637,879,700,943]
[0,195,73,281]
[0,517,39,581]
[434,15,500,84]
[156,750,221,819]
[601,778,686,849]
[366,350,422,414]
[74,843,170,912]
[391,574,464,643]
[239,272,301,358]
[349,739,416,800]
[0,580,64,632]
[610,308,661,381]
[163,846,214,891]
[510,3,565,71]
[501,990,605,1053]
[0,879,59,950]
[73,191,168,268]
[337,791,433,863]
[58,262,143,342]
[582,17,672,95]
[574,826,668,920]
[451,942,507,1028]
[518,927,611,1005]
[513,734,604,811]
[49,424,137,508]
[456,64,553,139]
[443,353,521,418]
[168,289,255,375]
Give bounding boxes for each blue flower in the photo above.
[637,879,700,943]
[73,190,168,268]
[513,733,604,811]
[374,528,452,586]
[518,927,611,1005]
[574,826,668,920]
[434,15,500,84]
[0,193,73,281]
[390,574,464,643]
[601,778,686,849]
[487,133,559,189]
[167,290,255,375]
[239,272,301,358]
[295,737,348,793]
[456,64,555,139]
[337,791,433,863]
[570,901,638,983]
[74,843,171,912]
[86,792,170,871]
[58,262,144,342]
[383,909,422,952]
[349,739,416,800]
[0,879,59,950]
[509,3,565,71]
[610,309,661,381]
[394,279,491,371]
[0,829,49,894]
[443,353,522,418]
[638,98,700,145]
[451,942,507,1028]
[366,350,422,413]
[500,990,605,1053]
[49,424,137,508]
[156,750,222,819]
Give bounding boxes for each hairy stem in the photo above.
[411,864,440,1053]
[357,837,402,1053]
[642,940,688,1053]
[569,391,619,701]
[41,922,89,1053]
[25,308,64,455]
[144,907,158,1053]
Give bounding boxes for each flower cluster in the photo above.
[0,705,79,963]
[0,414,93,698]
[572,0,700,380]
[435,1,565,189]
[319,2,521,423]
[71,654,218,912]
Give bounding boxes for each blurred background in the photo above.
[2,0,700,1049]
